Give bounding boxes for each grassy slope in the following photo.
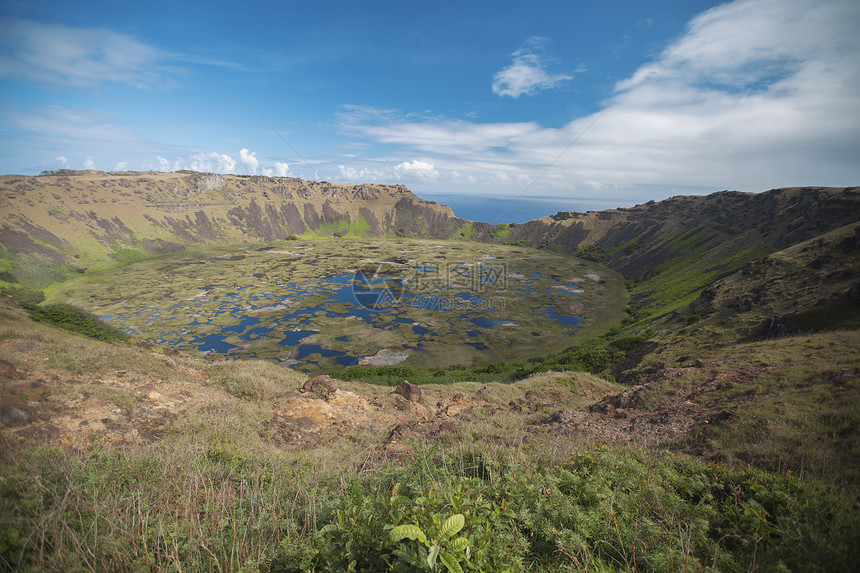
[606,223,860,481]
[1,296,857,571]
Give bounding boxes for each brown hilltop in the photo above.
[0,171,478,268]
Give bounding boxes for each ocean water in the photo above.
[420,193,628,224]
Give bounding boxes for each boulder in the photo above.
[394,380,422,403]
[301,375,338,400]
[0,359,21,380]
[0,395,34,427]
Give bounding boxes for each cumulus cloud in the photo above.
[262,162,290,177]
[393,160,439,181]
[343,0,860,196]
[156,156,171,171]
[492,37,572,98]
[239,148,259,174]
[0,18,175,88]
[337,164,389,182]
[189,152,236,173]
[83,157,95,170]
[55,155,68,166]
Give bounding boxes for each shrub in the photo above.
[25,303,129,342]
[1,286,45,308]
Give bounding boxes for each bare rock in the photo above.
[272,185,292,199]
[0,359,21,380]
[359,349,409,366]
[301,375,338,400]
[353,184,380,200]
[191,173,226,193]
[0,395,34,427]
[394,380,422,402]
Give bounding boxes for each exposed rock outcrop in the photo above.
[394,380,422,403]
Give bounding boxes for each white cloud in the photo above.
[238,148,259,174]
[156,156,171,171]
[337,164,389,182]
[55,155,68,165]
[342,0,860,196]
[492,37,572,98]
[114,161,128,171]
[261,161,290,177]
[83,157,95,170]
[189,152,236,173]
[0,18,175,88]
[393,160,439,181]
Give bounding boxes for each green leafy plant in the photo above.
[388,513,468,572]
[317,480,524,572]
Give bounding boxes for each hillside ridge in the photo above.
[2,171,857,292]
[0,171,475,280]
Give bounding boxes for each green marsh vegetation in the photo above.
[46,238,627,372]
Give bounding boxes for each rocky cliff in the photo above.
[0,171,480,281]
[501,187,860,278]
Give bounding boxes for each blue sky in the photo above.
[1,0,859,211]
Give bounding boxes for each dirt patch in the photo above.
[534,363,778,448]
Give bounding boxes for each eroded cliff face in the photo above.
[0,172,467,270]
[496,187,860,278]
